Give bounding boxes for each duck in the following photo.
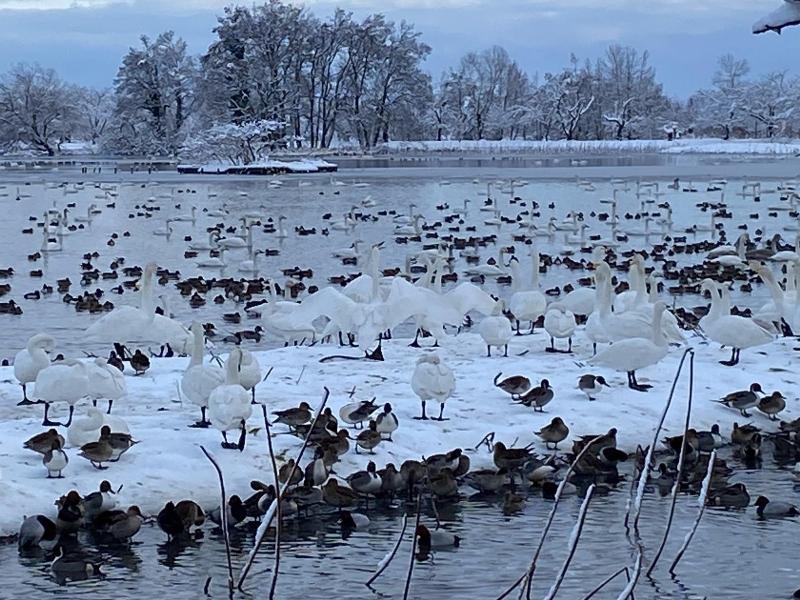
[56,490,84,534]
[716,383,763,417]
[346,461,383,497]
[51,545,103,582]
[577,374,609,401]
[375,403,399,440]
[157,502,186,540]
[493,372,531,399]
[731,422,761,445]
[321,479,360,509]
[208,495,248,527]
[758,391,786,420]
[78,425,114,469]
[535,417,569,449]
[95,506,143,541]
[83,480,118,522]
[339,397,380,429]
[493,441,532,471]
[696,424,725,452]
[272,401,313,431]
[518,379,553,412]
[415,524,460,552]
[208,347,252,451]
[18,514,59,550]
[24,428,64,454]
[67,406,129,448]
[279,459,304,487]
[14,333,55,404]
[181,321,225,428]
[355,420,382,454]
[589,301,669,391]
[130,350,150,375]
[464,468,508,493]
[543,302,576,353]
[754,495,800,518]
[477,299,513,357]
[43,438,68,478]
[411,353,455,421]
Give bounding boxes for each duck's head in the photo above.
[753,495,769,508]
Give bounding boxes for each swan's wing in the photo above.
[288,287,357,324]
[753,0,800,33]
[445,283,496,316]
[342,274,375,304]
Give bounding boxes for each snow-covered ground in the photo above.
[1,331,796,538]
[381,138,800,155]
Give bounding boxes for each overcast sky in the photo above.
[0,0,794,97]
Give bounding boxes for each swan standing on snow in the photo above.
[543,303,577,353]
[181,322,225,428]
[237,347,262,403]
[86,358,126,414]
[509,250,547,334]
[14,333,55,404]
[411,354,455,421]
[477,299,513,357]
[33,359,89,426]
[699,279,774,366]
[208,348,252,451]
[589,301,669,391]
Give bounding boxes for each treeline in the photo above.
[0,0,795,161]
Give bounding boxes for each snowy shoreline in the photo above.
[0,332,796,539]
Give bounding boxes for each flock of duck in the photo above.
[2,174,800,593]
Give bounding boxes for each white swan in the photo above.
[584,276,612,355]
[181,322,225,427]
[477,299,513,357]
[67,406,129,448]
[208,348,252,451]
[276,215,288,239]
[197,248,228,268]
[238,250,264,275]
[237,347,262,402]
[33,359,89,427]
[86,358,126,414]
[173,206,197,224]
[411,353,455,421]
[544,302,577,353]
[589,301,669,391]
[699,279,774,366]
[464,247,507,277]
[509,250,547,334]
[14,333,55,404]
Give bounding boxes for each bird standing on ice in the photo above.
[477,299,513,357]
[411,353,455,420]
[182,322,225,428]
[543,302,576,353]
[208,348,252,451]
[14,333,56,405]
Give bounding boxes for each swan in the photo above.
[86,358,126,414]
[217,223,253,250]
[332,240,363,260]
[770,233,800,262]
[40,218,63,253]
[477,299,513,357]
[589,301,669,391]
[197,248,228,268]
[67,406,130,448]
[173,206,197,224]
[153,219,174,237]
[238,250,265,275]
[464,247,507,277]
[543,302,576,353]
[553,212,579,232]
[276,215,288,239]
[256,281,319,345]
[509,251,547,334]
[483,208,502,227]
[411,353,455,421]
[189,230,219,251]
[33,359,89,426]
[181,322,225,427]
[237,347,262,403]
[393,203,417,225]
[561,285,595,318]
[699,279,774,366]
[584,276,612,355]
[73,204,96,223]
[394,214,423,236]
[14,333,56,404]
[208,348,252,451]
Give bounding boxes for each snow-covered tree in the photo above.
[76,87,113,145]
[106,31,195,155]
[691,55,751,139]
[0,63,77,155]
[181,120,288,164]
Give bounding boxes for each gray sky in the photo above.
[0,0,794,97]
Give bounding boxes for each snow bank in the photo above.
[379,138,800,155]
[0,332,795,537]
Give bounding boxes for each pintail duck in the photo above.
[209,494,247,526]
[272,401,312,431]
[56,490,84,534]
[577,374,609,401]
[79,425,114,469]
[754,495,800,518]
[415,524,460,552]
[378,463,403,497]
[24,428,64,454]
[696,424,724,452]
[535,416,569,449]
[322,479,360,509]
[355,420,382,454]
[43,438,68,478]
[716,383,763,417]
[708,482,750,508]
[51,545,103,582]
[662,429,699,455]
[243,481,277,518]
[574,427,618,454]
[518,379,553,412]
[304,448,329,486]
[493,441,533,471]
[400,459,427,495]
[279,459,303,486]
[731,422,761,445]
[83,480,117,522]
[318,428,351,459]
[18,515,59,550]
[493,372,531,399]
[425,448,463,474]
[94,506,143,541]
[346,461,383,497]
[375,403,399,440]
[541,479,577,500]
[428,468,459,498]
[339,397,380,429]
[464,468,508,493]
[758,391,786,420]
[108,430,138,461]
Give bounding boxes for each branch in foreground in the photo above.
[200,445,234,593]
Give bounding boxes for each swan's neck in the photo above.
[139,271,156,317]
[225,353,241,385]
[190,329,204,366]
[531,250,540,289]
[652,307,666,346]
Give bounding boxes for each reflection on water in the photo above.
[1,448,798,599]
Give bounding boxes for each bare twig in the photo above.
[365,514,409,587]
[262,366,274,382]
[647,351,694,576]
[669,448,715,574]
[402,493,423,600]
[200,445,234,592]
[543,484,596,600]
[617,552,642,600]
[295,365,306,385]
[625,348,692,531]
[580,567,627,600]
[237,386,331,590]
[261,404,282,599]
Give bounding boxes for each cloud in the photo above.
[0,0,125,8]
